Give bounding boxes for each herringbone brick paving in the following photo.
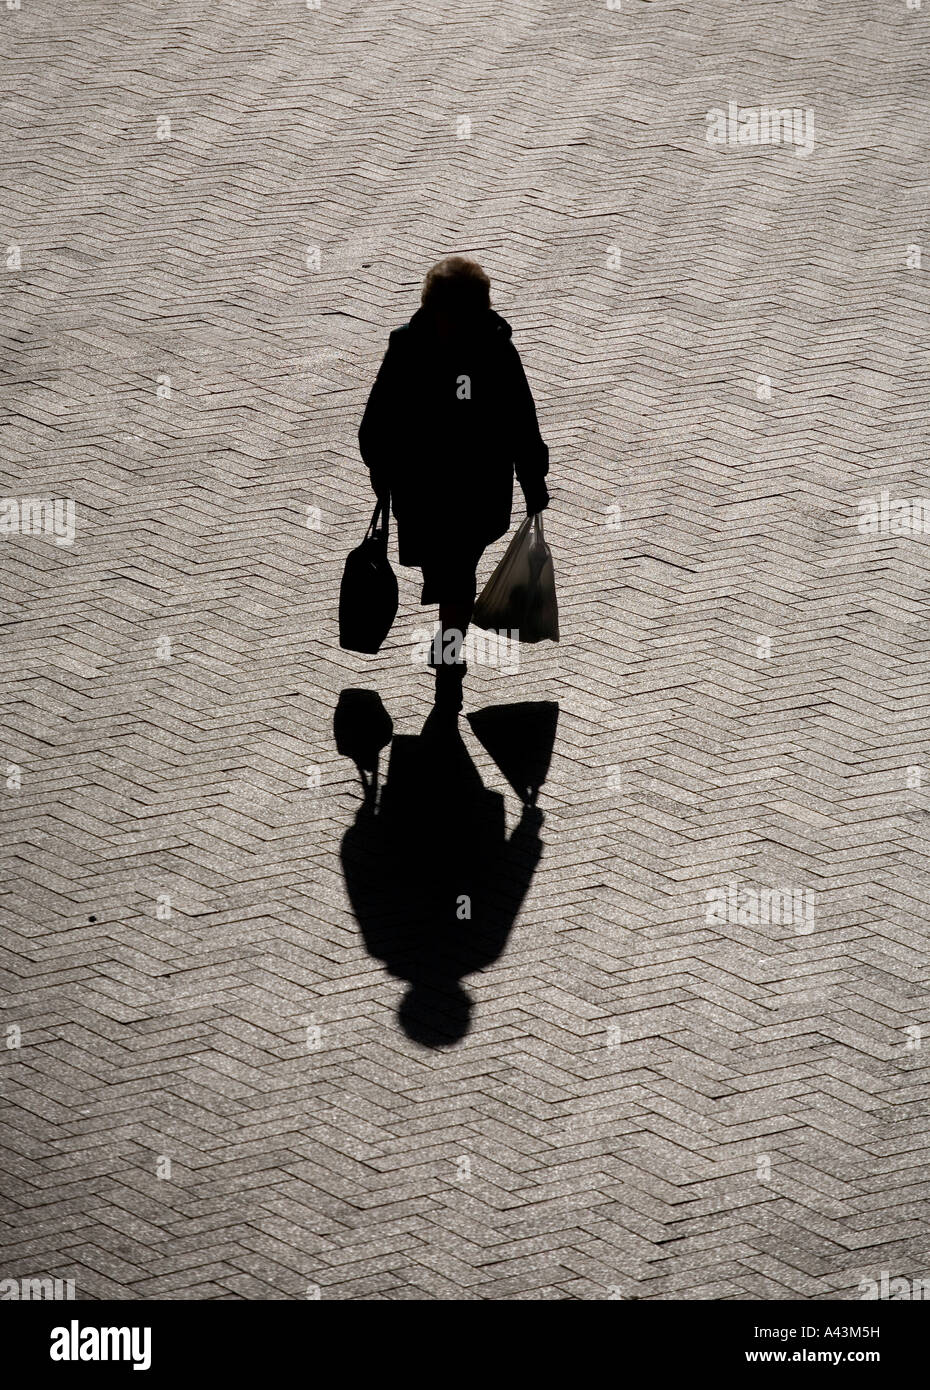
[1,0,929,1299]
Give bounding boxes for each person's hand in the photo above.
[523,481,550,514]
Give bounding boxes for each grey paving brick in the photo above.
[1,0,929,1302]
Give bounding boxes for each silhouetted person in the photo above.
[337,694,558,1046]
[358,256,550,710]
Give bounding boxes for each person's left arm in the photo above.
[505,342,550,513]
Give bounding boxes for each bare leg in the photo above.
[438,600,473,663]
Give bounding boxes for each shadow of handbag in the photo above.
[338,496,399,654]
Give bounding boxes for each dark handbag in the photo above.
[338,497,398,654]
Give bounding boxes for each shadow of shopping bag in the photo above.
[472,513,559,643]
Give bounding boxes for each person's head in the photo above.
[420,256,491,331]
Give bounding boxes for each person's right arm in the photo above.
[358,343,398,500]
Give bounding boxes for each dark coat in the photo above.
[358,308,549,567]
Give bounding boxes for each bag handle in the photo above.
[368,493,390,542]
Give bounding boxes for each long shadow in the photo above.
[336,691,558,1047]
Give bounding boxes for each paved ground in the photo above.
[2,0,929,1301]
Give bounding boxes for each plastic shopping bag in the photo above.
[472,513,559,643]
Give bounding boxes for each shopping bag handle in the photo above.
[368,494,390,543]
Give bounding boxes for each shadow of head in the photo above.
[399,980,472,1047]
